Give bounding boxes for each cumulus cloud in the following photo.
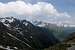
[0,1,71,23]
[0,1,69,16]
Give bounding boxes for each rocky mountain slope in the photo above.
[0,17,59,50]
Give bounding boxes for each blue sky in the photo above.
[0,0,75,25]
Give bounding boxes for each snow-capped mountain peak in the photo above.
[0,17,59,50]
[0,17,15,27]
[0,17,14,23]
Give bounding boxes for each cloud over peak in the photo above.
[0,1,71,23]
[0,1,70,16]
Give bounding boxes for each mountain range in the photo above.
[0,17,60,50]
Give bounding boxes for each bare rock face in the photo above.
[0,17,59,50]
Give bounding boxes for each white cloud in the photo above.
[0,1,71,24]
